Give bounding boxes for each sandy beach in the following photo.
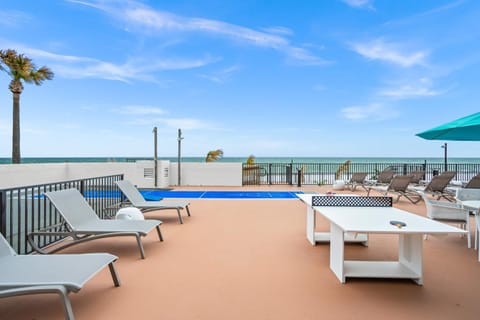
[0,184,478,320]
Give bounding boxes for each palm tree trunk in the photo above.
[12,91,20,164]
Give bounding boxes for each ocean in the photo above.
[0,156,479,164]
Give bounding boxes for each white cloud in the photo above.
[379,78,443,99]
[342,0,374,9]
[1,44,214,82]
[116,106,167,115]
[126,116,213,130]
[341,103,399,120]
[0,10,31,27]
[261,26,294,36]
[72,0,328,65]
[199,65,241,83]
[161,118,210,130]
[351,39,428,67]
[380,85,440,98]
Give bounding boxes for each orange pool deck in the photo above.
[1,185,479,320]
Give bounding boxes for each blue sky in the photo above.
[0,0,480,159]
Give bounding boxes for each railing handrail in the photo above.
[0,174,124,254]
[242,161,480,185]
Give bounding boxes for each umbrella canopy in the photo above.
[416,112,480,141]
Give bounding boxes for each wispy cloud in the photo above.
[199,65,241,83]
[0,42,214,82]
[341,103,399,120]
[71,0,329,65]
[384,0,465,27]
[379,78,443,98]
[261,26,294,36]
[341,0,375,10]
[351,39,428,67]
[127,116,213,130]
[115,105,167,115]
[0,10,31,27]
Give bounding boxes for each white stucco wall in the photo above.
[170,162,243,186]
[0,160,243,189]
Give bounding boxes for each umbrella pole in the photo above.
[442,143,448,171]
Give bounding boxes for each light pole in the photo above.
[441,143,448,171]
[153,127,158,187]
[177,129,183,186]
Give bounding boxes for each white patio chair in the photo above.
[422,194,471,248]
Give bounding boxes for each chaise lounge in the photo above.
[367,175,422,204]
[409,171,456,201]
[344,172,368,191]
[0,233,120,320]
[116,180,192,224]
[28,188,163,259]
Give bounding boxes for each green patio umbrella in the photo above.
[416,112,480,141]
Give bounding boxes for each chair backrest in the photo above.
[422,194,468,221]
[409,170,425,184]
[0,233,16,257]
[377,170,395,184]
[456,188,480,201]
[44,189,100,229]
[115,180,146,205]
[425,174,454,192]
[465,173,480,189]
[440,171,457,180]
[388,175,412,192]
[349,172,368,183]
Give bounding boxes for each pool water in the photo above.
[140,190,303,200]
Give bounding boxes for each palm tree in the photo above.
[0,49,54,163]
[205,149,224,162]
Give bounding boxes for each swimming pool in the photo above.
[140,190,303,200]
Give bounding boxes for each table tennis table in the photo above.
[298,194,466,284]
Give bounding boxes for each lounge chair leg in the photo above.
[0,286,75,320]
[108,262,121,287]
[177,209,184,224]
[57,287,75,320]
[135,235,146,259]
[156,225,163,241]
[186,205,191,217]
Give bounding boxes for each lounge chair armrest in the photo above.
[429,199,466,210]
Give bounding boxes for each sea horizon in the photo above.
[1,156,479,165]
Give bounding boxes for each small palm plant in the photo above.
[246,154,256,165]
[335,160,351,180]
[205,149,224,162]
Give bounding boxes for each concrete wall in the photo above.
[170,162,242,186]
[0,160,242,189]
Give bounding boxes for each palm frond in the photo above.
[205,149,224,162]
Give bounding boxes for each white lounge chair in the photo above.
[422,194,471,248]
[28,188,163,259]
[0,233,120,320]
[116,180,191,224]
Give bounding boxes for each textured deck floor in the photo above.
[1,185,479,320]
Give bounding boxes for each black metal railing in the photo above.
[0,174,124,254]
[242,162,480,185]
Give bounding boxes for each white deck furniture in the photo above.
[297,194,368,245]
[457,200,480,256]
[298,194,467,285]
